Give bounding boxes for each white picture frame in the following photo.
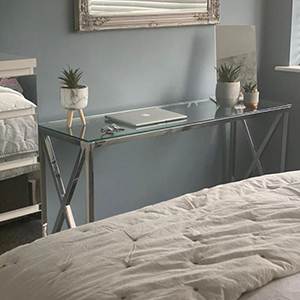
[75,0,220,31]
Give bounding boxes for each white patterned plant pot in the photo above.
[60,86,88,110]
[216,82,240,107]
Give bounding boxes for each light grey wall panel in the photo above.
[0,0,263,230]
[258,0,298,173]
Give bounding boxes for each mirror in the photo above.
[75,0,220,31]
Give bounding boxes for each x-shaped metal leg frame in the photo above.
[231,111,289,180]
[40,134,86,234]
[242,119,266,177]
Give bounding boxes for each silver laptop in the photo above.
[105,108,187,127]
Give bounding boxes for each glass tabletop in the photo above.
[39,99,291,144]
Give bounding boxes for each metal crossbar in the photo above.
[242,120,264,175]
[244,113,283,178]
[41,135,74,229]
[229,111,289,182]
[52,146,86,233]
[41,134,86,233]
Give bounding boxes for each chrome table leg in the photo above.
[39,132,48,237]
[83,142,95,223]
[280,111,289,172]
[229,121,237,182]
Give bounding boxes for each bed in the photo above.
[0,85,38,181]
[1,171,300,300]
[0,80,39,222]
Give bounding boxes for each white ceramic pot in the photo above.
[215,82,241,107]
[244,92,259,108]
[60,85,88,110]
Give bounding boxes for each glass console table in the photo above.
[39,99,291,236]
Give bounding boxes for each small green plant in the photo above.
[243,82,258,93]
[58,65,83,89]
[215,64,241,83]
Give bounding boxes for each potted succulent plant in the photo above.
[215,64,241,107]
[243,82,259,109]
[59,65,88,127]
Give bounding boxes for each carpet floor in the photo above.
[0,215,42,255]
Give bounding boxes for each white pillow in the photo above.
[0,86,36,112]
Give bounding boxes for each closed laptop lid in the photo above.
[105,107,187,127]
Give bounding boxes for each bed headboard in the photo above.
[0,74,37,105]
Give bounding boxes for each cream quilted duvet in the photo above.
[2,171,300,300]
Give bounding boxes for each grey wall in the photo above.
[258,0,299,173]
[0,0,263,230]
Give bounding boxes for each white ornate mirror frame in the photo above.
[75,0,220,31]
